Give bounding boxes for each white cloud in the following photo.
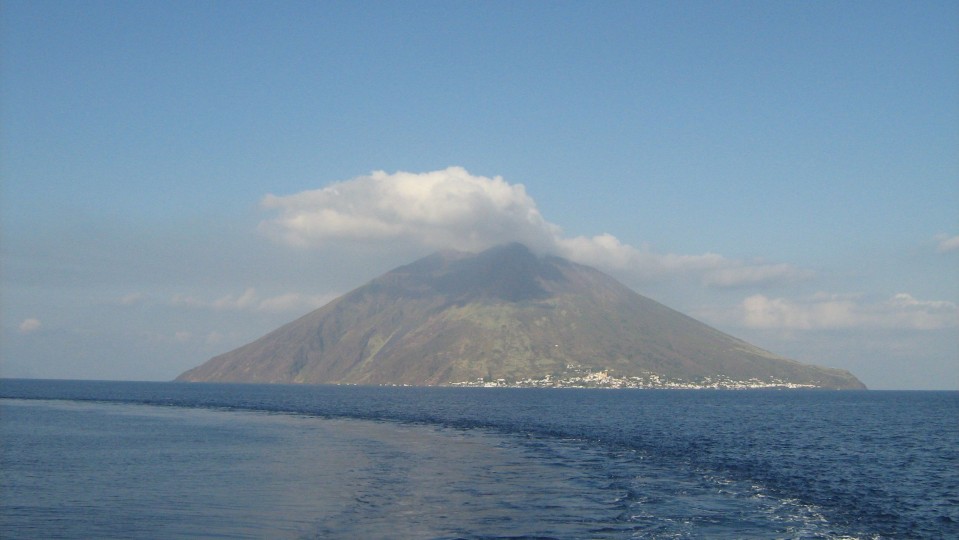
[884,293,959,329]
[936,234,959,253]
[741,294,858,330]
[555,234,811,286]
[259,167,809,287]
[171,288,333,314]
[260,167,559,253]
[18,318,41,334]
[738,292,957,330]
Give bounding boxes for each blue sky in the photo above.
[2,1,956,389]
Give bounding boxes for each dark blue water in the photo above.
[2,380,956,539]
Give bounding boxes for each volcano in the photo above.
[176,243,864,389]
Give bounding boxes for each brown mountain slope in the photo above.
[176,243,865,389]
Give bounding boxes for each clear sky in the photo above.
[2,1,956,389]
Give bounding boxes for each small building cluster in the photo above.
[450,368,819,390]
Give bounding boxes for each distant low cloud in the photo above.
[172,288,256,310]
[255,292,336,313]
[260,167,810,287]
[738,292,957,330]
[171,288,334,314]
[935,234,959,253]
[702,262,814,288]
[18,318,41,334]
[556,234,812,287]
[117,292,146,306]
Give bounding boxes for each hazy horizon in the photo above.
[2,2,956,389]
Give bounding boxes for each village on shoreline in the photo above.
[448,365,821,390]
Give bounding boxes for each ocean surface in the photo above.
[1,380,956,539]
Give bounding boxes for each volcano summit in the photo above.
[177,243,864,389]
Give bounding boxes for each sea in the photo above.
[1,379,956,539]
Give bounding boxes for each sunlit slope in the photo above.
[176,243,865,389]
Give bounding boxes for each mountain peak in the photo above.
[434,243,564,303]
